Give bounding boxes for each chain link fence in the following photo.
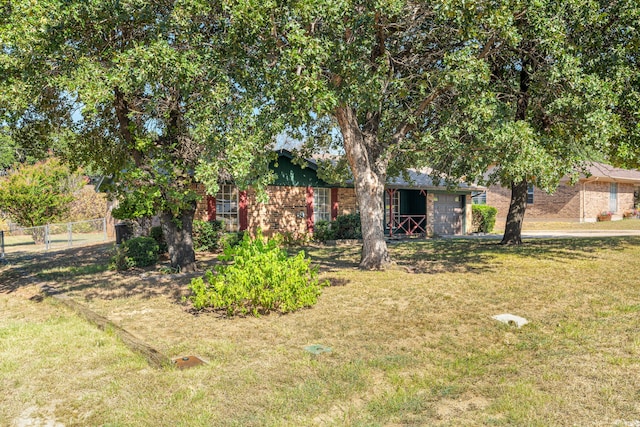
[0,218,110,256]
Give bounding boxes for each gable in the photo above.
[270,155,331,187]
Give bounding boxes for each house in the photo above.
[195,150,484,237]
[483,162,640,225]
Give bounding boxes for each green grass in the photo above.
[1,237,640,426]
[521,217,640,231]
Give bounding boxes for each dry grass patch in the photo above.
[1,238,640,426]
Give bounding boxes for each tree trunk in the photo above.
[335,106,391,270]
[501,179,528,245]
[160,201,197,272]
[501,56,531,245]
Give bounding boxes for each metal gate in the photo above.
[433,194,463,235]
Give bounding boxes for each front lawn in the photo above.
[1,238,639,426]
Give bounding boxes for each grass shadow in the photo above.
[0,242,115,294]
[390,236,639,274]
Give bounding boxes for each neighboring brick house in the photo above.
[484,163,640,226]
[195,150,483,237]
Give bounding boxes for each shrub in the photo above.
[149,226,167,254]
[192,220,224,252]
[313,220,334,242]
[332,213,362,239]
[221,230,245,248]
[472,205,498,233]
[313,214,362,242]
[187,230,326,316]
[110,236,159,270]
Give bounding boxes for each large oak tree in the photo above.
[1,1,274,271]
[234,0,506,269]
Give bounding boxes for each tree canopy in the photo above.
[0,158,77,237]
[421,0,620,244]
[1,1,277,270]
[233,0,510,268]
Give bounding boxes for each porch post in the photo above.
[387,189,395,237]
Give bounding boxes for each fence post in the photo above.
[1,230,4,259]
[68,223,73,247]
[103,217,107,242]
[45,224,50,251]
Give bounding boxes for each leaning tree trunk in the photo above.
[501,55,531,246]
[336,106,391,270]
[160,201,197,272]
[501,179,528,245]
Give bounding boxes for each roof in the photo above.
[582,162,640,184]
[387,169,485,192]
[275,150,484,192]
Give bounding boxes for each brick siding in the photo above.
[488,180,637,225]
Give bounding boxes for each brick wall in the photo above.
[337,188,357,216]
[488,180,637,224]
[583,181,635,220]
[194,184,209,221]
[247,186,309,237]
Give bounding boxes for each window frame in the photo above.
[215,184,239,231]
[313,187,331,223]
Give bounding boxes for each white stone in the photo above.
[492,313,529,328]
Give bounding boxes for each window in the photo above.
[471,191,486,205]
[527,184,534,204]
[314,187,331,223]
[215,184,238,231]
[610,183,618,213]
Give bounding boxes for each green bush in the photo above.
[193,220,224,252]
[187,230,326,316]
[332,213,362,239]
[472,205,498,233]
[313,220,334,242]
[149,226,167,254]
[110,236,159,270]
[313,214,362,242]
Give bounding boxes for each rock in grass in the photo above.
[492,313,529,328]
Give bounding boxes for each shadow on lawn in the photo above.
[3,236,638,299]
[392,236,637,274]
[0,242,115,294]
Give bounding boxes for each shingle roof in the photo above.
[583,162,640,183]
[387,169,485,191]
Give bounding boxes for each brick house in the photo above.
[195,150,483,237]
[484,163,640,226]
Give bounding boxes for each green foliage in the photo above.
[187,231,326,316]
[332,214,362,240]
[0,158,76,230]
[313,214,362,242]
[192,220,224,252]
[110,237,159,271]
[0,1,279,270]
[149,226,167,254]
[472,205,498,234]
[313,220,334,242]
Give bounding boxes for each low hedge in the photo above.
[472,205,498,233]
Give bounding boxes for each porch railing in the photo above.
[388,214,427,237]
